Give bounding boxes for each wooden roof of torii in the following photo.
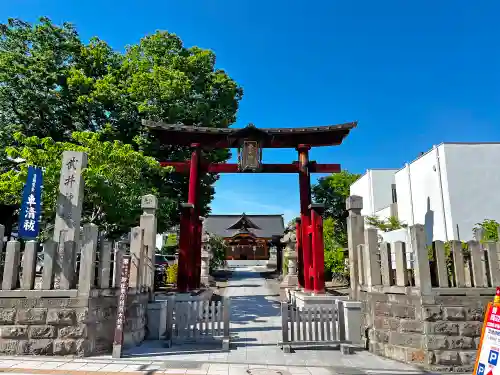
[142,120,357,148]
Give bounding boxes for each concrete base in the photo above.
[200,275,215,287]
[174,288,213,302]
[146,301,168,340]
[289,289,349,308]
[280,274,298,289]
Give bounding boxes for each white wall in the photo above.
[395,148,449,243]
[375,206,392,220]
[442,143,500,241]
[371,170,398,212]
[350,173,372,216]
[350,169,397,216]
[394,143,500,242]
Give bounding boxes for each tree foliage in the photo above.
[0,132,172,239]
[0,17,243,230]
[323,217,346,280]
[312,170,360,246]
[208,235,227,273]
[366,215,407,232]
[474,219,499,242]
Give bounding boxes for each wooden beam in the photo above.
[159,162,341,174]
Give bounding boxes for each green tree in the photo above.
[0,132,172,239]
[312,170,360,246]
[160,234,178,255]
[366,215,407,232]
[323,217,346,280]
[474,219,499,242]
[0,17,243,225]
[208,235,227,273]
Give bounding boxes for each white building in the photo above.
[350,143,500,243]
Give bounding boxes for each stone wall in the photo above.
[362,290,487,372]
[0,291,149,357]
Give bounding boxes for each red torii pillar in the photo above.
[295,217,304,289]
[297,145,326,294]
[297,145,313,292]
[178,143,203,292]
[310,203,325,294]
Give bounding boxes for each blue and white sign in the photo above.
[478,363,486,375]
[490,350,499,366]
[18,166,43,239]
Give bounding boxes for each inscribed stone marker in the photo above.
[53,151,88,246]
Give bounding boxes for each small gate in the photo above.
[279,300,362,353]
[166,297,230,350]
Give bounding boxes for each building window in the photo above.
[391,184,397,203]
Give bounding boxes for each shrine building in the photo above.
[203,213,285,260]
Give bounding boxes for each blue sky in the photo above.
[2,1,500,223]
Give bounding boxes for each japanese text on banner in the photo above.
[18,166,43,239]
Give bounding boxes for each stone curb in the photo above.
[0,369,185,375]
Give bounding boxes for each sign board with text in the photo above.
[18,166,43,239]
[112,256,131,359]
[475,303,500,375]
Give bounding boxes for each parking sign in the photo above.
[475,302,500,375]
[490,350,499,366]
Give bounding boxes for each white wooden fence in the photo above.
[166,298,230,350]
[279,300,362,353]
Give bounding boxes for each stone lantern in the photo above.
[200,232,215,287]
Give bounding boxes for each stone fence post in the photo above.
[78,223,98,296]
[346,196,364,300]
[410,224,432,295]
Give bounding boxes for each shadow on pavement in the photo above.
[230,295,280,324]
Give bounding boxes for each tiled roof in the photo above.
[203,214,285,239]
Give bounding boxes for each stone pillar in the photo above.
[410,224,432,295]
[2,241,20,290]
[346,195,364,300]
[200,232,214,287]
[140,194,157,300]
[21,240,38,290]
[129,226,144,290]
[280,230,298,289]
[53,151,88,253]
[78,223,98,296]
[53,151,88,289]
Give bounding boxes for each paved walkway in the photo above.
[0,268,428,375]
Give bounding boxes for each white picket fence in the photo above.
[279,300,362,353]
[166,298,230,350]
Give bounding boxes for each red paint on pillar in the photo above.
[187,144,201,290]
[177,203,193,293]
[188,144,201,205]
[295,218,304,289]
[193,216,203,289]
[310,204,325,294]
[297,145,312,292]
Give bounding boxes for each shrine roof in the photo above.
[203,214,285,239]
[142,120,357,148]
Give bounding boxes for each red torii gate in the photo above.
[143,120,356,294]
